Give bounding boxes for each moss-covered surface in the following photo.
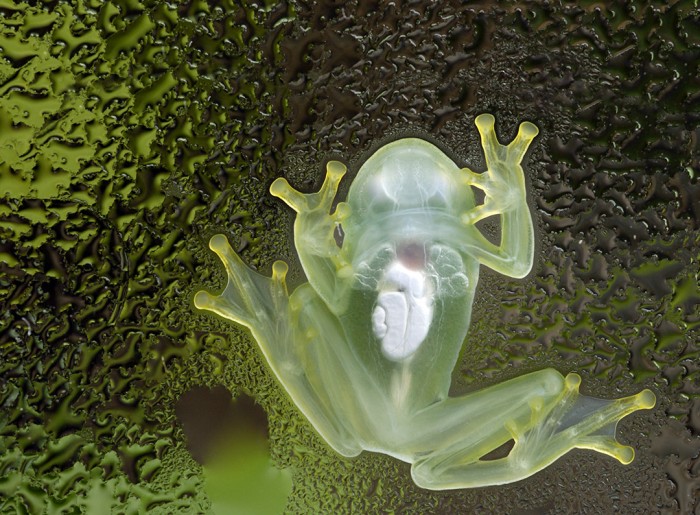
[0,1,699,513]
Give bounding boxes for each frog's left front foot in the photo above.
[506,373,656,470]
[461,114,538,225]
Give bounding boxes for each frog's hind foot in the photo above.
[507,373,655,470]
[557,374,656,464]
[194,234,289,330]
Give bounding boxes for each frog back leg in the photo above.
[195,235,364,456]
[402,370,654,489]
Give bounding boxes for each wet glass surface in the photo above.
[0,1,699,513]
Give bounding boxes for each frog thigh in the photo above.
[280,284,368,457]
[194,236,362,456]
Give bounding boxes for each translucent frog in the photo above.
[194,114,655,489]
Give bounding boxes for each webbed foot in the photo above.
[506,373,655,471]
[194,234,290,329]
[411,371,654,490]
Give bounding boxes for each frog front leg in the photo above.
[270,161,353,313]
[459,114,538,278]
[406,370,655,490]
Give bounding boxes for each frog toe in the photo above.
[195,234,290,329]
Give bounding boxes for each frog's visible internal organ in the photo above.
[195,114,655,489]
[373,252,435,361]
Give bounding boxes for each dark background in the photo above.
[1,1,699,513]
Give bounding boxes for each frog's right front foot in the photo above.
[270,161,351,261]
[270,161,349,220]
[506,373,656,472]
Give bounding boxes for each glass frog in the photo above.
[194,114,655,489]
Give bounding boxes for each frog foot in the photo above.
[270,160,349,222]
[474,113,539,169]
[194,234,290,329]
[461,114,538,225]
[505,373,655,471]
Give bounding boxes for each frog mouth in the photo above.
[347,210,468,270]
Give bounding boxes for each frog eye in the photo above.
[367,165,455,213]
[367,173,401,212]
[371,261,435,361]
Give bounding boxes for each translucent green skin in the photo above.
[195,114,655,489]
